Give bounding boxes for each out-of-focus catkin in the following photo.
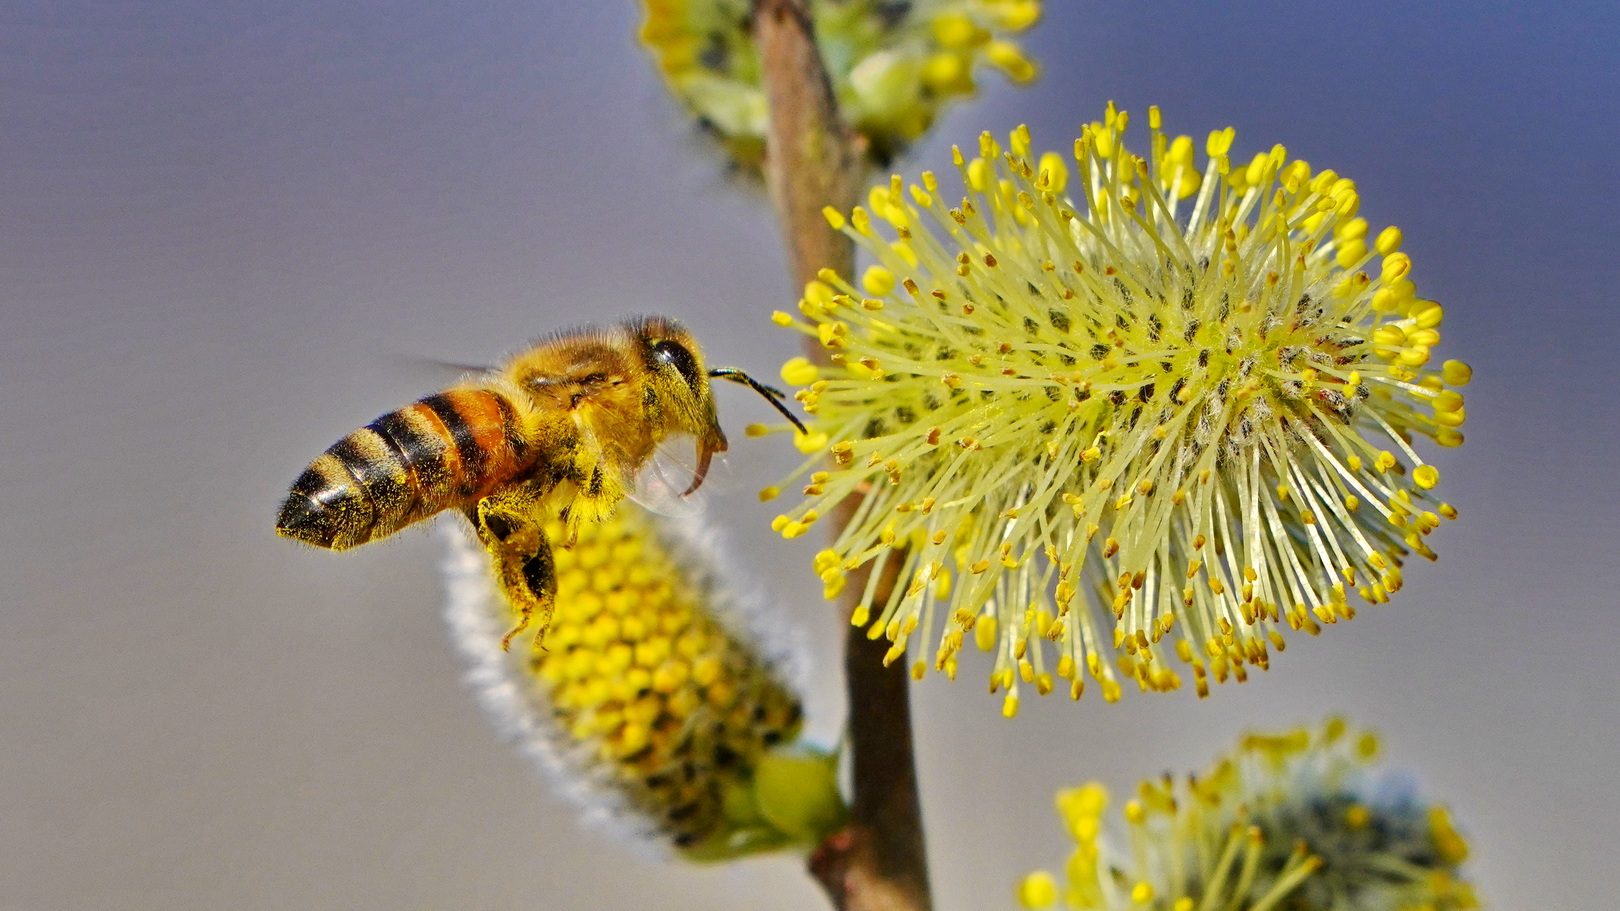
[444,504,842,859]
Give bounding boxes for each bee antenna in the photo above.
[708,367,810,435]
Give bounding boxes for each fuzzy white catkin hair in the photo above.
[442,503,815,857]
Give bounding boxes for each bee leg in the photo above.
[466,496,557,652]
[503,540,556,652]
[561,463,625,546]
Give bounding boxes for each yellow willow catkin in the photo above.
[1021,718,1479,911]
[443,504,837,859]
[775,107,1469,706]
[638,0,1042,171]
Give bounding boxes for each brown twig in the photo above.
[754,0,861,289]
[752,2,933,910]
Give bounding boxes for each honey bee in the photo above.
[276,316,804,649]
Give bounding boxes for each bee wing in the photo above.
[626,433,727,518]
[398,356,496,381]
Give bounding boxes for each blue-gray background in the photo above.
[4,2,1615,909]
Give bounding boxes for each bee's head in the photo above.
[633,319,727,495]
[632,317,810,496]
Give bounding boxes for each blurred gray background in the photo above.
[3,2,1616,909]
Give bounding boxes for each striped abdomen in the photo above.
[277,388,533,550]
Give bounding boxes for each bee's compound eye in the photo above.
[652,340,702,388]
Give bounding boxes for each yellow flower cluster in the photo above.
[444,506,841,859]
[772,105,1471,711]
[640,0,1041,170]
[1020,718,1479,911]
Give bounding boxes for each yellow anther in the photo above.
[996,0,1041,31]
[1037,150,1068,194]
[1018,872,1058,910]
[1395,345,1431,367]
[986,41,1037,83]
[849,206,873,236]
[974,613,999,651]
[965,156,994,192]
[1333,213,1366,238]
[1410,299,1445,329]
[861,265,895,297]
[790,427,829,450]
[1380,252,1412,282]
[1407,328,1441,348]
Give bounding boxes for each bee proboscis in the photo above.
[276,317,804,649]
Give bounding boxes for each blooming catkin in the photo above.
[1019,718,1479,911]
[639,0,1041,171]
[772,105,1471,710]
[444,505,841,859]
